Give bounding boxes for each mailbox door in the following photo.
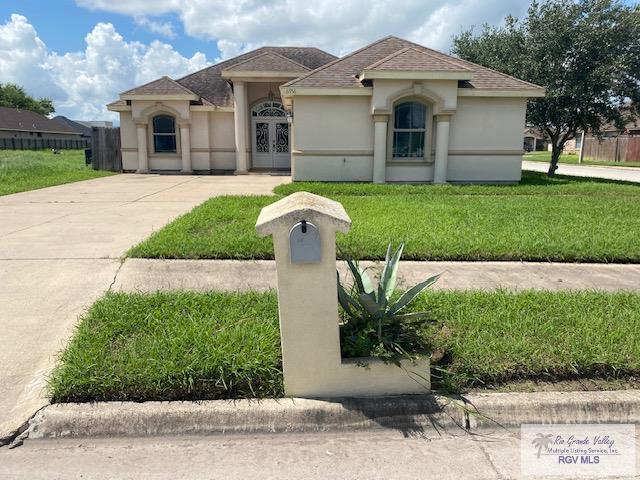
[289,221,321,263]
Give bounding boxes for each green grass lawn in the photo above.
[48,290,640,402]
[129,171,640,263]
[0,149,114,196]
[525,151,640,168]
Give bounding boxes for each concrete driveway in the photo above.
[523,160,640,183]
[0,173,288,442]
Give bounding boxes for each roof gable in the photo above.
[175,47,337,107]
[365,47,472,72]
[285,36,543,92]
[224,51,310,73]
[121,76,198,97]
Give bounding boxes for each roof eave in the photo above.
[360,69,475,81]
[458,88,546,98]
[0,127,81,135]
[221,70,308,80]
[119,93,199,101]
[280,86,373,98]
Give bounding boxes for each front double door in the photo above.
[251,118,290,170]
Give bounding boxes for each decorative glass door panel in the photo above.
[250,100,291,170]
[255,123,269,153]
[273,122,290,169]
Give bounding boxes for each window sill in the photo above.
[387,160,434,166]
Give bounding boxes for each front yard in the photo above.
[49,289,640,402]
[0,149,114,196]
[129,172,640,263]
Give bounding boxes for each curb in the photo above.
[24,390,640,441]
[465,390,640,429]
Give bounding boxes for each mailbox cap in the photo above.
[256,191,352,237]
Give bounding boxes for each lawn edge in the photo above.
[25,390,640,440]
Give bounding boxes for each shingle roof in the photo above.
[286,36,543,91]
[176,47,337,107]
[224,51,311,73]
[365,47,472,72]
[52,116,92,137]
[0,107,81,134]
[121,76,198,96]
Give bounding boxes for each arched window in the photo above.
[152,115,177,153]
[392,101,427,159]
[251,101,286,117]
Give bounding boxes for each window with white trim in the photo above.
[152,115,177,153]
[392,101,427,159]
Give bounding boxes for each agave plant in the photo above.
[337,243,441,361]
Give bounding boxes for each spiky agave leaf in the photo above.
[383,243,404,301]
[387,274,441,316]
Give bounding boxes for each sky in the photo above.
[0,0,629,121]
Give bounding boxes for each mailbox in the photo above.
[289,220,321,263]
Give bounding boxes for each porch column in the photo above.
[180,123,192,173]
[433,115,451,184]
[233,80,248,174]
[372,114,388,183]
[136,123,148,173]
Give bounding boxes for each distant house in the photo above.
[77,120,114,128]
[523,127,550,152]
[0,107,89,150]
[53,116,93,139]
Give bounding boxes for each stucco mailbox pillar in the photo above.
[256,191,429,397]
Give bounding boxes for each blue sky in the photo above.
[0,0,220,59]
[1,0,637,121]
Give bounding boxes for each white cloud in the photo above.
[0,15,209,121]
[134,16,176,38]
[74,0,531,60]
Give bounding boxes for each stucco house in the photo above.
[108,36,544,183]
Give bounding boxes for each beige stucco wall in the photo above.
[208,111,236,171]
[115,79,527,182]
[292,96,374,181]
[290,85,526,183]
[119,111,138,171]
[447,97,526,182]
[190,111,210,171]
[371,79,458,112]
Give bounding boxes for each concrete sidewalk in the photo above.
[114,258,640,293]
[523,159,640,183]
[3,429,640,479]
[0,173,289,442]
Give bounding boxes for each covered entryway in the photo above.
[251,100,291,171]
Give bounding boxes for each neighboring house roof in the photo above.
[223,51,311,73]
[364,47,472,72]
[121,76,199,97]
[0,106,81,134]
[285,36,542,91]
[53,116,92,137]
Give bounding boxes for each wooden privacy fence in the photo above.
[583,136,640,163]
[0,137,89,150]
[91,126,122,172]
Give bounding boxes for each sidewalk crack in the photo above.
[108,258,126,292]
[478,442,506,479]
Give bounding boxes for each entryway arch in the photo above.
[250,99,290,170]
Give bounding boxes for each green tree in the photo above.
[0,83,55,116]
[452,0,640,176]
